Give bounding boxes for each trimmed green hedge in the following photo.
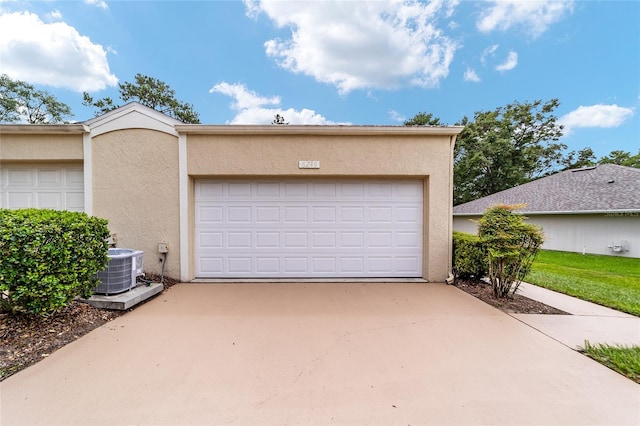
[0,209,109,315]
[452,231,487,281]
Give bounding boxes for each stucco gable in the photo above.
[84,102,181,138]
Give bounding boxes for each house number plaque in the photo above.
[298,160,320,169]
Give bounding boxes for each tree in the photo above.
[83,73,200,123]
[598,149,640,168]
[561,147,597,170]
[272,113,288,125]
[562,148,640,170]
[403,112,442,126]
[453,99,565,205]
[0,74,72,124]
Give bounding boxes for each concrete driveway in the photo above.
[2,283,638,425]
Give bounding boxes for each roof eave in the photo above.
[0,124,89,135]
[454,208,640,216]
[174,124,465,136]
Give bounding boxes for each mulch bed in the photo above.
[454,279,568,315]
[0,274,178,381]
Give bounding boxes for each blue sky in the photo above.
[1,0,638,158]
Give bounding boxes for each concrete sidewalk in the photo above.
[1,282,638,426]
[514,282,640,349]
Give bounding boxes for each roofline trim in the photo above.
[453,209,640,216]
[175,125,465,136]
[0,124,89,134]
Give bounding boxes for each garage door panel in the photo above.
[228,257,252,273]
[397,257,421,273]
[7,169,32,186]
[284,206,307,222]
[256,257,280,273]
[369,257,392,273]
[341,257,364,273]
[312,182,336,197]
[1,165,83,212]
[200,232,223,248]
[228,206,251,222]
[340,182,365,197]
[312,232,336,248]
[397,232,420,248]
[38,192,63,209]
[198,182,223,199]
[7,192,33,209]
[397,206,422,222]
[194,180,423,278]
[38,169,62,186]
[67,192,84,210]
[313,257,336,273]
[256,206,279,222]
[228,182,252,196]
[256,232,279,248]
[369,183,393,197]
[256,182,280,197]
[199,206,223,223]
[228,232,251,248]
[312,206,336,223]
[67,169,84,185]
[284,257,308,273]
[200,257,224,274]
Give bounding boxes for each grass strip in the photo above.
[581,341,640,384]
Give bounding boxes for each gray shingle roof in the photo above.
[453,164,640,215]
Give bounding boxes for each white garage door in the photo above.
[195,180,423,278]
[0,164,84,212]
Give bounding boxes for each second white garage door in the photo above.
[0,164,84,212]
[195,180,424,278]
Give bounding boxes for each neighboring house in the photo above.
[1,102,463,282]
[453,164,640,258]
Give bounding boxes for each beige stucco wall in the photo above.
[453,213,640,258]
[92,129,181,278]
[0,133,84,162]
[186,131,456,281]
[1,119,460,282]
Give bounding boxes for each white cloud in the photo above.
[245,0,459,95]
[0,11,117,92]
[47,10,62,20]
[480,44,498,66]
[477,0,574,38]
[495,51,518,72]
[464,67,481,82]
[389,110,406,123]
[210,82,342,125]
[560,104,635,134]
[209,82,280,111]
[84,0,108,10]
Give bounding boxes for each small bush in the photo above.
[0,209,109,316]
[452,231,487,281]
[478,204,543,298]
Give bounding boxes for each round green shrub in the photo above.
[452,231,488,281]
[478,204,544,298]
[0,209,109,316]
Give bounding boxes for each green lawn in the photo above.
[581,341,640,384]
[526,250,640,316]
